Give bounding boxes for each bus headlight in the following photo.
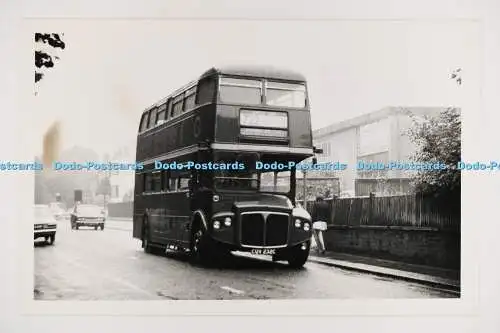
[224,217,232,227]
[303,223,310,231]
[294,219,301,228]
[213,221,221,230]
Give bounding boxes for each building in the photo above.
[312,106,444,196]
[93,144,136,204]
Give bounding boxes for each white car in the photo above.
[70,204,106,230]
[34,204,57,245]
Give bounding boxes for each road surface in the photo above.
[34,219,458,300]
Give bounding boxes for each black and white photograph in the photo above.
[28,18,476,302]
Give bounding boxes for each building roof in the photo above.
[313,106,448,139]
[201,65,306,82]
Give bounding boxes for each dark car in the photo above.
[34,204,57,245]
[71,204,106,230]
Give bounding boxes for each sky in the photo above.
[31,19,480,158]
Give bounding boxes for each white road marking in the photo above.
[220,286,245,295]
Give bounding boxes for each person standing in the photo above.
[311,196,329,254]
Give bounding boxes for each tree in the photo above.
[451,68,462,86]
[35,33,66,84]
[406,107,461,201]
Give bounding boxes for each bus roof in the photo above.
[140,65,307,116]
[200,65,306,82]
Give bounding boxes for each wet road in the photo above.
[34,219,458,300]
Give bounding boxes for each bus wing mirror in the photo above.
[312,157,318,165]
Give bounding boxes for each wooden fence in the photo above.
[301,194,460,231]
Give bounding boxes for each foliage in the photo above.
[451,68,462,86]
[406,107,461,201]
[34,33,66,84]
[296,176,340,201]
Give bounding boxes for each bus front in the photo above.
[201,67,316,268]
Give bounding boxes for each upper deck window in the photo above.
[265,81,306,108]
[219,77,262,105]
[147,108,157,128]
[156,103,167,125]
[139,113,149,132]
[171,94,184,118]
[184,86,196,111]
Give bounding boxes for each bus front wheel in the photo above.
[287,241,310,269]
[190,223,214,266]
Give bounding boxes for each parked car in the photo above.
[70,204,106,230]
[34,204,57,245]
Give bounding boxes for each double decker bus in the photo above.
[133,65,321,268]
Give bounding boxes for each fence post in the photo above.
[368,192,375,225]
[329,196,336,225]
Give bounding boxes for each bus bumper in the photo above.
[209,215,312,251]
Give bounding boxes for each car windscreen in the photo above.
[76,206,102,216]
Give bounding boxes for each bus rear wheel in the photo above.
[287,241,310,269]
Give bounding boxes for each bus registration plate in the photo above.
[250,248,276,255]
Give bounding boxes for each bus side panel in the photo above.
[133,215,142,239]
[289,110,313,148]
[132,172,144,239]
[214,105,239,143]
[132,197,143,239]
[196,105,216,144]
[150,104,216,158]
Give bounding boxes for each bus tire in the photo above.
[287,241,310,269]
[190,221,214,266]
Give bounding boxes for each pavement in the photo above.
[105,217,460,293]
[308,251,460,292]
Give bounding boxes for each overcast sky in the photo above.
[31,20,479,158]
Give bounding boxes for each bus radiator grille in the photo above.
[241,214,265,246]
[240,213,288,247]
[264,214,288,246]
